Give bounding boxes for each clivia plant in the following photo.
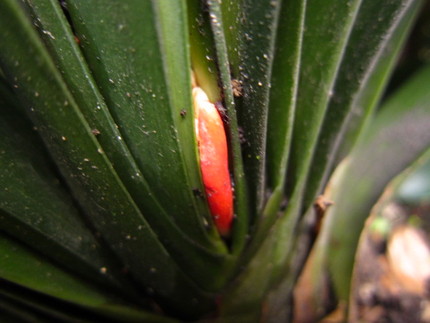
[0,0,429,322]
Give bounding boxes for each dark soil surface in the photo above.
[349,203,430,323]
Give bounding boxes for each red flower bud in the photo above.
[193,87,233,237]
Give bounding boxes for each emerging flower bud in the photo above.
[193,87,233,237]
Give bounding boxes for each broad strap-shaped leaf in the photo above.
[262,1,426,319]
[315,63,430,305]
[187,0,220,102]
[0,233,177,322]
[0,0,216,316]
[64,0,220,246]
[22,0,232,292]
[302,0,424,210]
[237,0,363,267]
[258,0,307,247]
[218,1,426,319]
[218,221,290,321]
[285,0,362,220]
[0,81,129,291]
[232,0,282,218]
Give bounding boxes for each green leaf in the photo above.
[218,224,285,321]
[0,81,129,291]
[0,0,217,316]
[0,233,176,322]
[64,0,232,291]
[219,1,428,319]
[263,1,425,317]
[33,0,232,279]
[302,0,424,210]
[251,0,368,258]
[1,0,428,320]
[241,0,364,269]
[232,0,282,218]
[0,293,51,323]
[316,63,430,303]
[267,0,305,190]
[22,0,232,294]
[64,0,220,246]
[0,232,122,308]
[260,0,306,246]
[285,0,362,219]
[187,0,220,102]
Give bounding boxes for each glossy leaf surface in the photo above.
[318,63,430,303]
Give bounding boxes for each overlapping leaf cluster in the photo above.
[0,0,429,321]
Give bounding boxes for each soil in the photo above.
[348,203,430,323]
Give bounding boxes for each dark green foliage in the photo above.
[0,0,428,321]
